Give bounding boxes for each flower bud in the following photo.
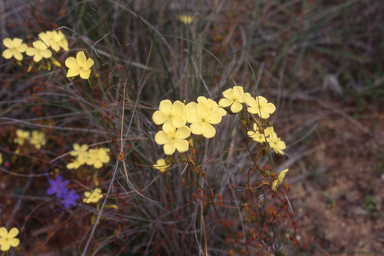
[261,147,268,156]
[267,121,273,127]
[180,156,188,164]
[240,119,248,127]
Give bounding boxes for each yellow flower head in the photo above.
[65,51,94,79]
[86,148,110,168]
[153,158,170,173]
[186,101,222,138]
[152,100,187,133]
[14,129,30,145]
[272,169,289,191]
[30,130,46,149]
[267,131,286,155]
[2,38,28,61]
[26,40,52,62]
[247,96,276,119]
[218,86,252,113]
[39,31,63,52]
[177,15,194,24]
[0,227,20,251]
[247,124,273,143]
[155,126,190,155]
[83,188,103,203]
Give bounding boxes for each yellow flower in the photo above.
[267,131,286,155]
[152,100,187,133]
[2,38,28,61]
[177,15,194,24]
[39,31,64,52]
[0,227,20,251]
[65,51,94,79]
[86,148,110,168]
[14,129,30,145]
[197,96,226,116]
[153,159,170,173]
[83,188,103,203]
[186,101,222,138]
[272,169,289,191]
[30,130,46,149]
[155,126,190,155]
[247,96,276,119]
[26,40,52,62]
[218,86,252,113]
[247,124,273,143]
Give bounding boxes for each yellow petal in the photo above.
[13,38,23,47]
[196,102,210,115]
[175,139,189,153]
[163,142,175,155]
[186,109,199,123]
[41,49,52,59]
[8,238,19,247]
[159,100,172,112]
[152,111,166,125]
[33,53,43,62]
[207,110,222,124]
[1,242,10,251]
[176,126,190,139]
[277,169,289,183]
[65,57,79,69]
[197,96,208,104]
[162,120,176,133]
[218,98,232,108]
[80,69,91,79]
[3,38,13,48]
[202,123,216,138]
[172,115,186,128]
[172,101,185,115]
[230,101,243,113]
[265,103,276,114]
[0,227,7,237]
[190,123,203,135]
[67,68,80,77]
[2,49,13,59]
[76,51,86,65]
[17,43,28,53]
[14,51,23,61]
[26,48,37,56]
[155,131,169,145]
[84,58,94,70]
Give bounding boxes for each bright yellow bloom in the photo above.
[267,131,286,155]
[65,51,94,79]
[83,188,103,203]
[153,159,170,173]
[152,100,187,133]
[39,31,64,52]
[247,124,273,143]
[26,40,52,62]
[272,169,289,191]
[86,148,110,168]
[197,96,226,116]
[0,227,20,251]
[14,129,30,145]
[155,126,190,155]
[30,130,46,149]
[218,86,252,113]
[2,38,28,61]
[247,96,276,119]
[186,101,222,138]
[177,15,194,24]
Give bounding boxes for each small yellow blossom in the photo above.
[83,188,103,203]
[218,86,252,113]
[155,126,190,155]
[197,96,226,116]
[86,148,110,168]
[267,131,286,155]
[26,40,52,62]
[272,169,289,191]
[152,100,187,132]
[247,124,273,143]
[30,130,46,149]
[0,227,20,251]
[2,38,28,61]
[39,31,64,52]
[153,159,170,173]
[14,129,30,145]
[65,51,94,79]
[177,15,194,24]
[247,96,276,119]
[186,101,222,138]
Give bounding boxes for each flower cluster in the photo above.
[0,227,20,252]
[66,144,110,169]
[13,129,46,150]
[247,124,286,155]
[2,30,68,68]
[46,175,80,209]
[152,96,225,156]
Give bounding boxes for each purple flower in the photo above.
[61,189,80,209]
[46,175,70,198]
